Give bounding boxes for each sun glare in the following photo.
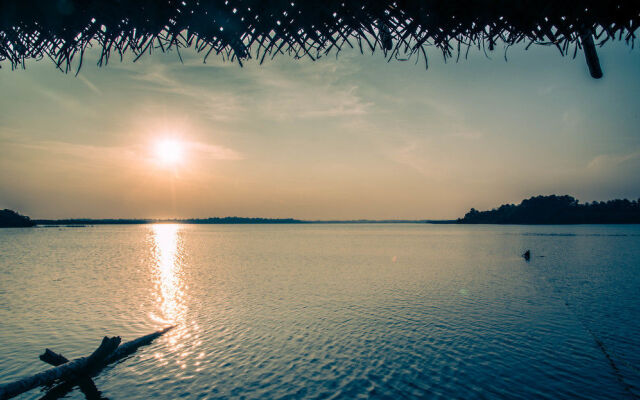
[155,139,184,165]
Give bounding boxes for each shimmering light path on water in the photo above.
[0,224,639,399]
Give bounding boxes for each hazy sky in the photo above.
[1,40,639,219]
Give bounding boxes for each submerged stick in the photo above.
[38,376,104,400]
[39,349,69,366]
[106,325,175,364]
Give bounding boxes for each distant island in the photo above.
[458,195,640,224]
[0,209,36,227]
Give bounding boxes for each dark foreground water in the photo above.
[0,224,639,399]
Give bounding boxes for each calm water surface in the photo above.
[0,224,639,399]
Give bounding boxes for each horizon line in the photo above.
[31,217,457,225]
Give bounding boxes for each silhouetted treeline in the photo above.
[184,217,305,224]
[35,219,148,225]
[0,209,36,227]
[458,195,640,224]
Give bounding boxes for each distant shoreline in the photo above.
[4,193,639,228]
[32,218,459,226]
[29,221,640,226]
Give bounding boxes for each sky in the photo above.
[0,39,639,220]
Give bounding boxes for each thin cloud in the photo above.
[3,136,243,165]
[129,64,244,122]
[77,74,103,95]
[188,141,243,160]
[587,151,640,170]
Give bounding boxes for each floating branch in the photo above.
[0,326,174,400]
[0,1,638,78]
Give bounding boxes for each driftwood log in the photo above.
[39,349,104,400]
[0,326,174,400]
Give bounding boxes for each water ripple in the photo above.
[0,224,638,399]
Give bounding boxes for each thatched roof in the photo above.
[1,1,638,78]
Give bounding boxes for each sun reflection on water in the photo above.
[148,224,202,372]
[150,224,186,325]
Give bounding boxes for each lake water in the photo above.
[0,224,639,399]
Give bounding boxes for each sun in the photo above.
[155,139,184,165]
